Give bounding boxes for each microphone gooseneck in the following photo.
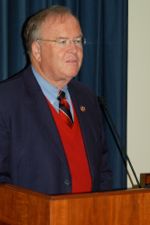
[98,96,141,188]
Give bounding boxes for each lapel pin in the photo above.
[80,106,86,112]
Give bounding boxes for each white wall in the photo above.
[127,0,150,187]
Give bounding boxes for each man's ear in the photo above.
[31,41,41,62]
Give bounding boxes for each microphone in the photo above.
[98,96,141,188]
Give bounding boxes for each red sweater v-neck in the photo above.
[47,101,92,193]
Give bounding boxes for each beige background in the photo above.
[127,0,150,186]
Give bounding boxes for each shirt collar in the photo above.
[31,66,69,108]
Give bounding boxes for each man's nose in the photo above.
[67,41,79,51]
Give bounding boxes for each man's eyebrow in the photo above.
[56,35,83,39]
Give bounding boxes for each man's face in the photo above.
[33,14,83,88]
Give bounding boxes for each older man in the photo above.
[0,5,112,195]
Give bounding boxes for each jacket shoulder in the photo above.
[0,66,34,111]
[69,79,98,105]
[69,79,96,97]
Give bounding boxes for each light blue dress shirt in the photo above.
[32,67,74,120]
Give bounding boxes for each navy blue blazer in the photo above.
[0,66,112,195]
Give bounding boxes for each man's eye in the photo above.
[75,39,82,44]
[58,39,67,45]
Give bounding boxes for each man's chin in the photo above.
[68,73,78,80]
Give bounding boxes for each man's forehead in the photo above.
[43,14,80,28]
[40,14,81,36]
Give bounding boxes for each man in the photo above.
[0,5,112,195]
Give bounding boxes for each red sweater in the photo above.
[47,101,92,193]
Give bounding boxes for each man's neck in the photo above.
[31,59,70,90]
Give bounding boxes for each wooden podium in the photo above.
[0,184,150,225]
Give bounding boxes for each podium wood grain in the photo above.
[0,184,150,225]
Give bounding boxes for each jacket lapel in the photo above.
[68,82,95,180]
[22,67,70,166]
